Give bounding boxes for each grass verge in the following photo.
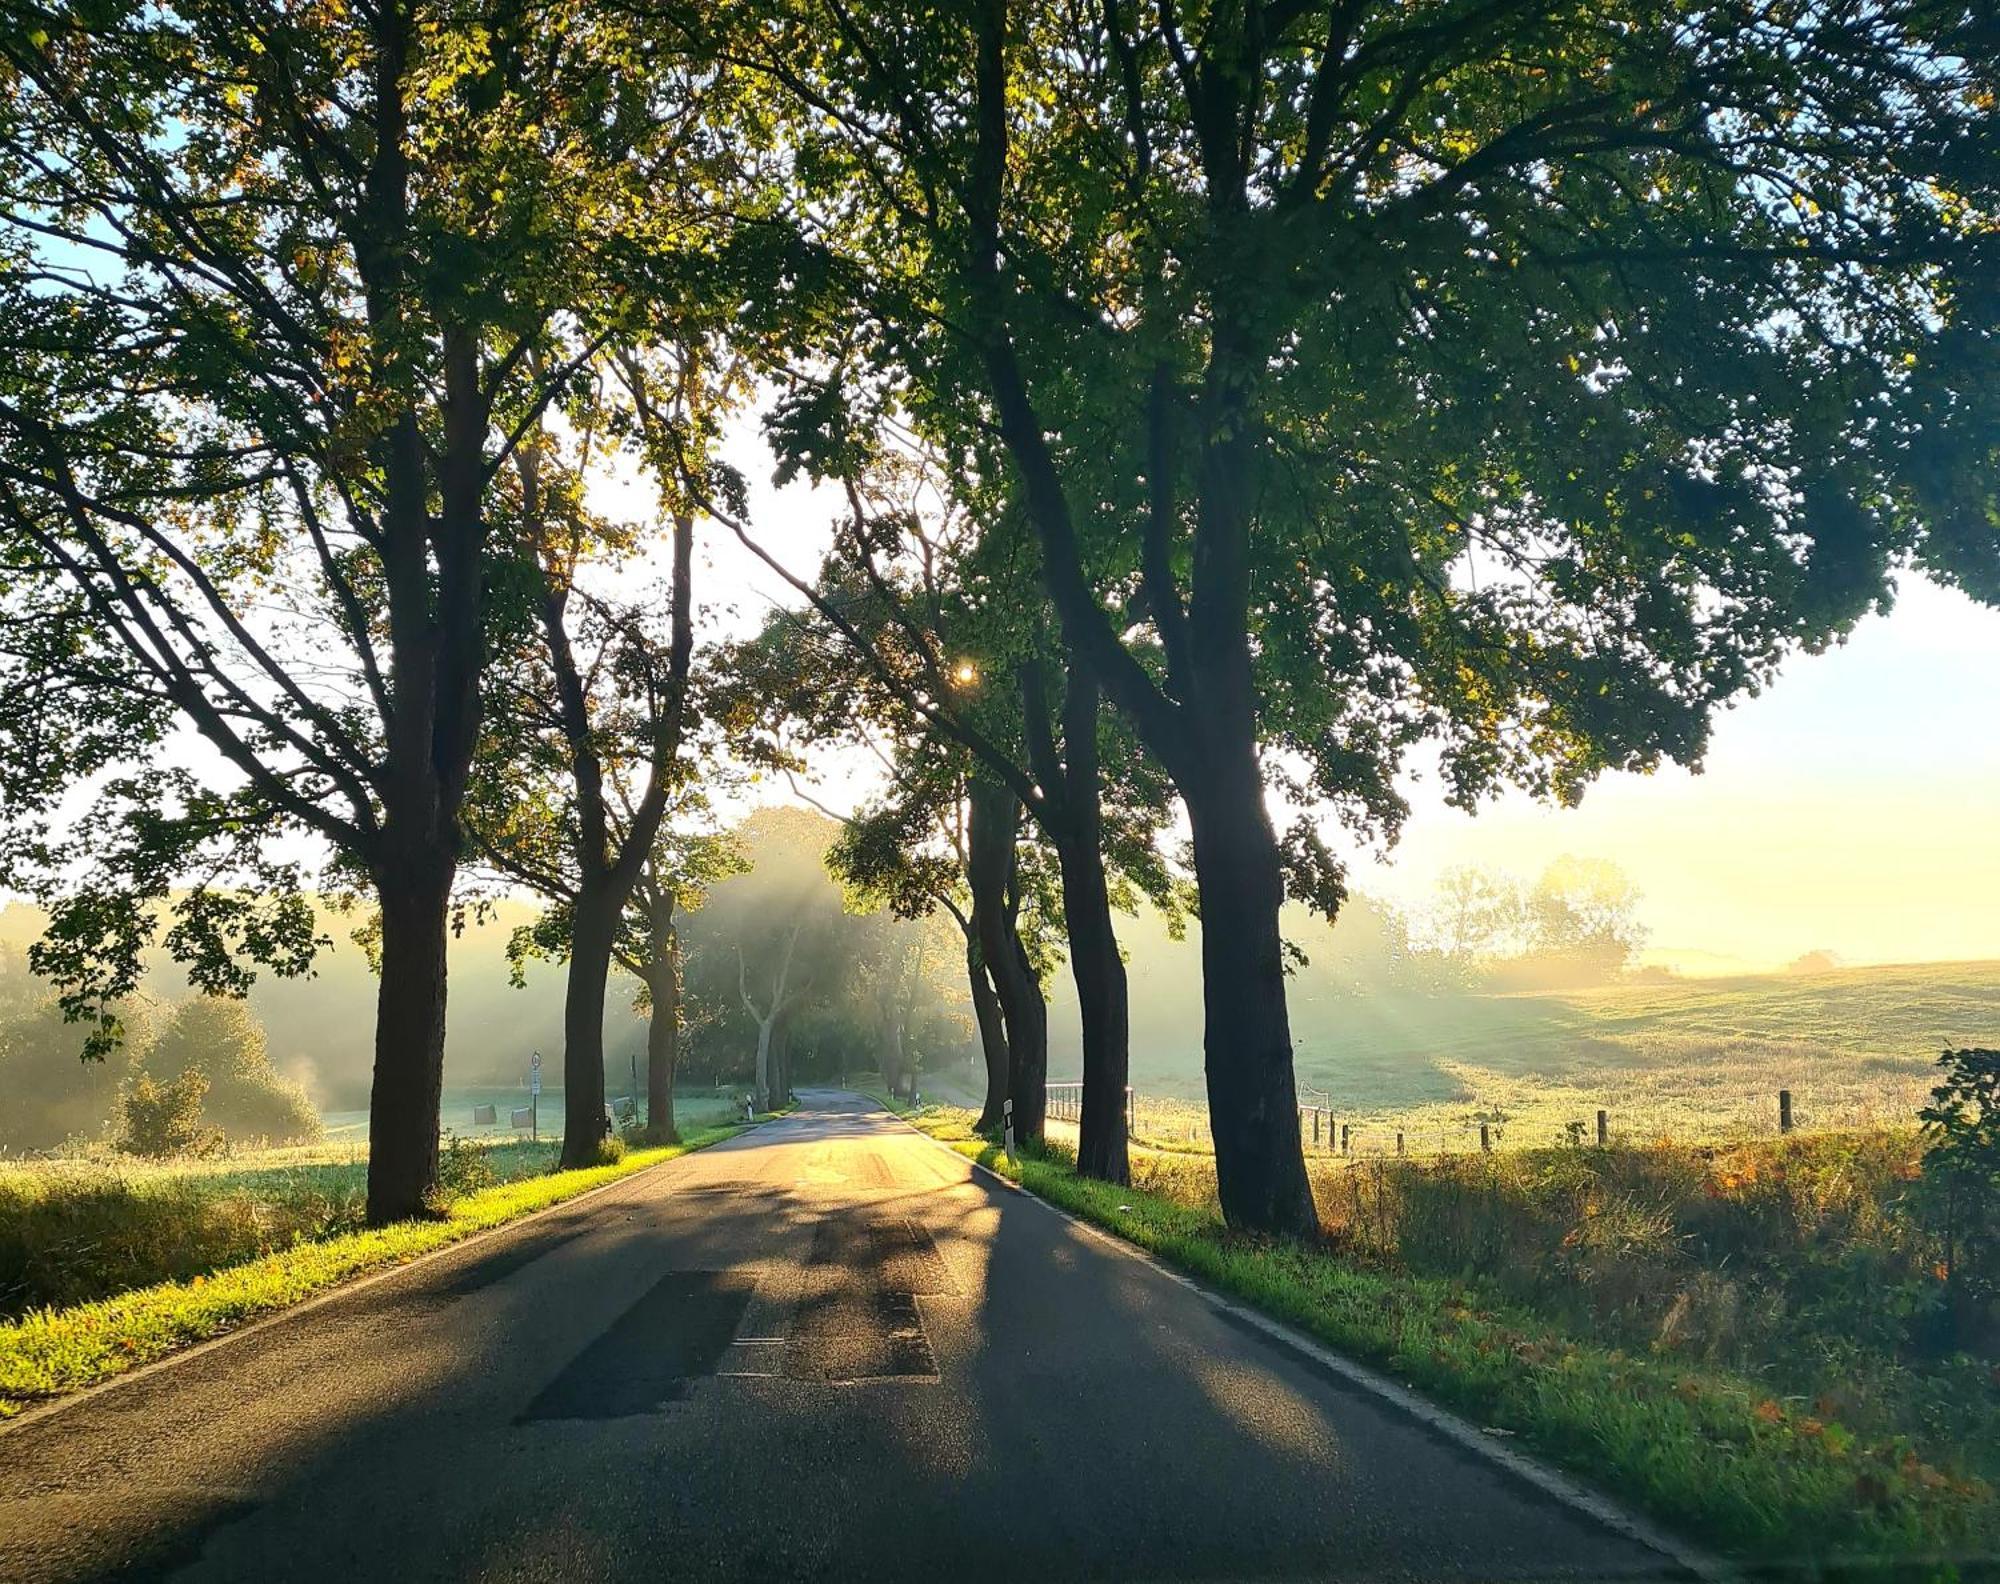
[905,1107,1993,1577]
[0,1123,741,1419]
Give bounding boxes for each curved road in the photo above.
[1,1091,1685,1582]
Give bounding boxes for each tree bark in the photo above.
[967,936,1008,1132]
[969,779,1045,1141]
[1183,739,1318,1237]
[1022,661,1129,1182]
[997,903,1046,1139]
[559,880,617,1166]
[643,914,680,1143]
[754,1017,775,1112]
[365,860,452,1223]
[1060,836,1129,1184]
[772,1021,792,1108]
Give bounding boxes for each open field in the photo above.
[1083,959,2000,1153]
[911,1105,1997,1571]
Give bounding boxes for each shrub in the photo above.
[430,1132,498,1206]
[143,997,320,1145]
[118,1071,222,1159]
[1917,1046,2000,1344]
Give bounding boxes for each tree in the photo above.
[709,0,1986,1231]
[142,996,320,1145]
[471,350,714,1165]
[720,440,1175,1178]
[821,760,1015,1129]
[680,807,851,1108]
[1521,858,1647,982]
[0,0,699,1220]
[613,821,747,1142]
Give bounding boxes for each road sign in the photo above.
[529,1051,542,1096]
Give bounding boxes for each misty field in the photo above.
[0,1090,743,1321]
[1091,959,2000,1153]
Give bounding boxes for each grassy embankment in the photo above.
[909,1105,1996,1574]
[0,1121,748,1418]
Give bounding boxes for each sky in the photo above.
[695,422,2000,978]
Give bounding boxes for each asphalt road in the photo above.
[0,1091,1688,1583]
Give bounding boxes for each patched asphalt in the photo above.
[0,1090,1688,1582]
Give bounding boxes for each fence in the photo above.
[1045,1082,1136,1134]
[1045,1083,1822,1158]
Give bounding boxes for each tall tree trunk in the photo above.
[644,918,680,1143]
[964,793,1012,1134]
[967,936,1008,1132]
[969,779,1045,1141]
[772,1021,791,1108]
[1183,734,1317,1237]
[753,1018,775,1112]
[1060,836,1129,1184]
[1023,661,1129,1182]
[559,881,617,1166]
[366,859,452,1223]
[998,910,1046,1138]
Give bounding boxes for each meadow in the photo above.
[0,1090,744,1320]
[1089,959,2000,1153]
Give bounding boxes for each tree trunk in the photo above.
[772,1021,791,1109]
[1028,660,1128,1182]
[1060,836,1129,1184]
[644,921,680,1144]
[998,912,1046,1139]
[365,862,452,1224]
[969,779,1045,1141]
[559,882,617,1167]
[1183,741,1317,1237]
[967,936,1008,1132]
[754,1017,775,1113]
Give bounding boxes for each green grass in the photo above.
[1104,959,2000,1154]
[0,1124,741,1418]
[908,1107,1997,1574]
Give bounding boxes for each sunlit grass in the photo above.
[1111,960,2000,1154]
[0,1124,741,1418]
[908,1106,1996,1570]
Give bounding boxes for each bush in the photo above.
[1917,1046,2000,1344]
[430,1132,498,1206]
[143,997,320,1146]
[118,1071,222,1159]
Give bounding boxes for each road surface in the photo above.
[0,1091,1687,1582]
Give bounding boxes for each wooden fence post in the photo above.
[1341,1123,1350,1156]
[1395,1131,1405,1156]
[1779,1090,1793,1134]
[1596,1109,1609,1147]
[1480,1123,1490,1153]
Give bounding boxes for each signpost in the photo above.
[529,1051,542,1142]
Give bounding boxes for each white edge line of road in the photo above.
[881,1100,1738,1584]
[0,1118,775,1442]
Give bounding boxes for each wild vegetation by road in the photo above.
[907,1104,1999,1570]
